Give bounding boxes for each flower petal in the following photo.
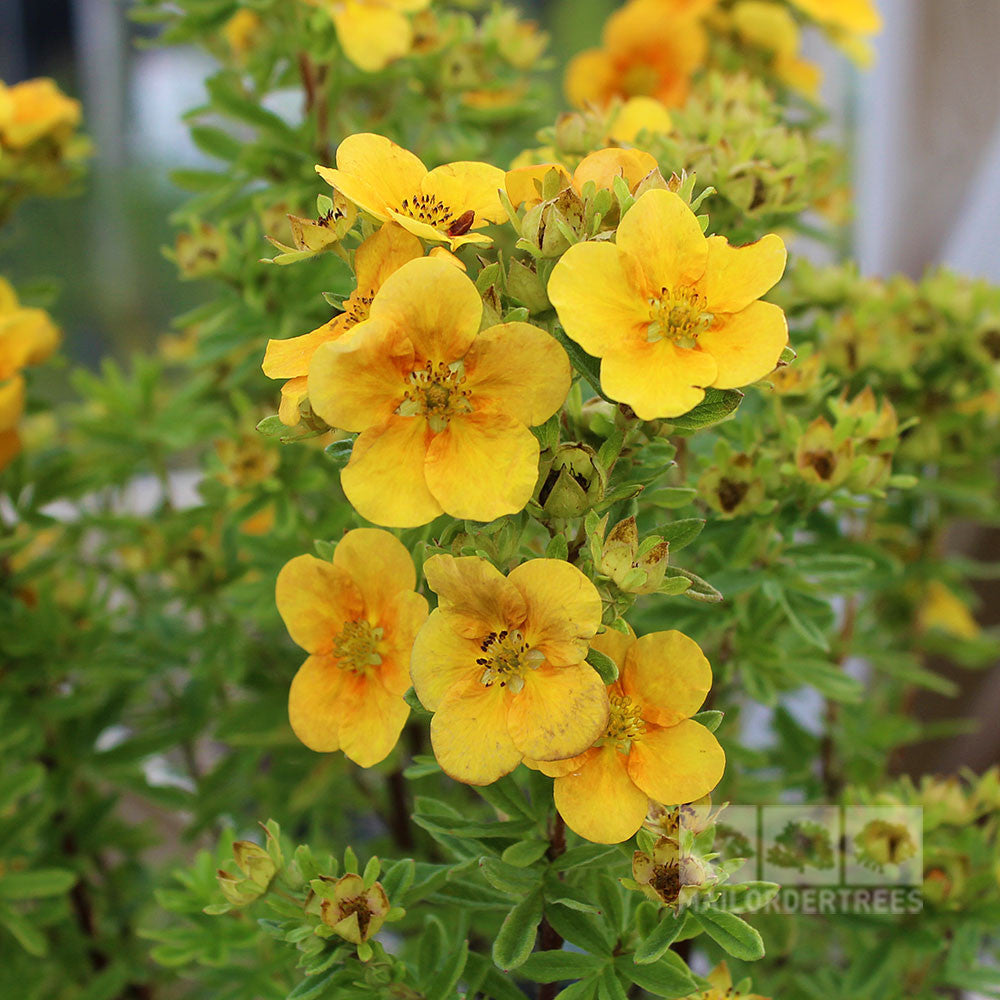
[506,661,609,761]
[627,720,726,805]
[589,626,635,672]
[278,376,308,426]
[355,222,424,293]
[507,559,603,666]
[288,654,348,752]
[337,673,410,766]
[276,555,363,653]
[422,553,528,638]
[341,416,442,527]
[547,241,650,358]
[464,323,571,425]
[701,233,786,314]
[308,320,413,432]
[330,132,426,214]
[430,677,522,785]
[553,744,649,843]
[410,609,484,710]
[599,340,717,420]
[332,528,416,611]
[378,589,430,696]
[0,375,24,431]
[424,410,540,522]
[422,161,507,225]
[564,48,615,108]
[263,319,343,379]
[622,630,712,726]
[617,189,708,292]
[527,747,595,778]
[367,256,483,362]
[700,301,788,390]
[332,4,413,73]
[505,164,572,208]
[572,147,660,194]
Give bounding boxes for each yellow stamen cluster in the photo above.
[475,628,544,693]
[398,360,473,431]
[604,693,646,749]
[647,286,713,348]
[332,620,383,671]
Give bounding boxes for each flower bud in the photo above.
[536,443,605,520]
[320,873,391,944]
[232,841,278,889]
[599,516,670,595]
[795,417,853,488]
[520,189,585,258]
[699,454,766,517]
[175,223,228,279]
[854,819,917,869]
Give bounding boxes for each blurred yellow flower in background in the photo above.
[0,77,81,150]
[276,528,428,765]
[410,555,608,785]
[729,1,822,96]
[304,0,431,72]
[788,0,882,66]
[317,133,506,250]
[548,189,787,418]
[308,256,570,526]
[917,581,981,641]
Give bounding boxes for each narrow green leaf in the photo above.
[426,939,469,1000]
[666,389,743,432]
[693,909,765,960]
[586,648,619,684]
[615,952,698,997]
[492,890,543,971]
[518,950,605,983]
[690,710,723,732]
[634,915,683,964]
[0,869,77,900]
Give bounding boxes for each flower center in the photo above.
[647,287,713,349]
[396,194,476,236]
[476,629,544,694]
[338,895,373,938]
[332,620,383,672]
[622,62,661,98]
[649,861,681,905]
[604,694,646,749]
[397,360,473,432]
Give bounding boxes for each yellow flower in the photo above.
[788,0,881,66]
[221,9,264,62]
[548,189,788,419]
[263,222,423,425]
[565,0,709,110]
[308,256,570,527]
[917,581,980,641]
[0,278,60,381]
[275,528,429,765]
[0,78,81,150]
[319,874,391,943]
[304,0,431,72]
[607,96,673,143]
[0,375,25,433]
[316,133,506,250]
[410,554,608,785]
[530,627,724,843]
[694,962,771,1000]
[730,1,822,97]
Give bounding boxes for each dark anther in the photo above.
[447,210,475,237]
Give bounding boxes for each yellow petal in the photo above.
[0,375,25,432]
[378,589,430,696]
[547,241,650,357]
[464,323,570,425]
[572,147,660,194]
[599,340,717,419]
[700,301,788,390]
[367,256,482,362]
[623,630,712,727]
[589,626,635,674]
[553,744,649,843]
[308,320,412,432]
[527,747,595,779]
[430,678,522,784]
[337,674,410,766]
[422,161,508,226]
[627,720,726,805]
[333,3,413,72]
[332,528,417,612]
[507,559,603,666]
[505,164,572,208]
[0,428,21,470]
[616,189,708,292]
[278,376,308,426]
[506,661,609,761]
[424,410,540,522]
[354,222,424,293]
[0,308,60,380]
[565,48,616,108]
[288,654,347,752]
[608,97,673,143]
[422,554,528,638]
[701,233,786,314]
[276,554,363,653]
[410,609,484,711]
[263,320,343,379]
[340,416,442,527]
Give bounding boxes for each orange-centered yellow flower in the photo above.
[263,223,422,425]
[565,0,709,110]
[276,528,428,766]
[410,555,609,785]
[303,0,431,72]
[0,78,81,150]
[308,256,570,527]
[317,133,506,250]
[548,189,788,419]
[532,627,725,844]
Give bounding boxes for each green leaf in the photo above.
[492,890,543,971]
[546,904,613,955]
[324,438,355,469]
[716,882,780,913]
[586,648,619,684]
[802,659,863,703]
[189,125,242,162]
[502,840,549,867]
[0,905,47,956]
[644,487,697,509]
[546,533,570,560]
[597,966,629,1000]
[479,857,541,895]
[690,710,723,732]
[771,586,830,652]
[662,567,722,603]
[693,909,765,960]
[615,952,698,997]
[518,950,605,983]
[554,328,612,402]
[658,519,705,552]
[426,940,469,1000]
[285,968,339,1000]
[666,389,743,432]
[0,869,77,900]
[634,915,683,964]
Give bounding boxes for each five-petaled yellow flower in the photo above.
[410,554,609,785]
[308,255,570,527]
[276,528,428,766]
[531,627,725,844]
[565,0,710,111]
[303,0,431,73]
[548,189,788,419]
[317,133,506,250]
[263,222,423,425]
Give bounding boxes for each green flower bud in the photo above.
[536,443,605,520]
